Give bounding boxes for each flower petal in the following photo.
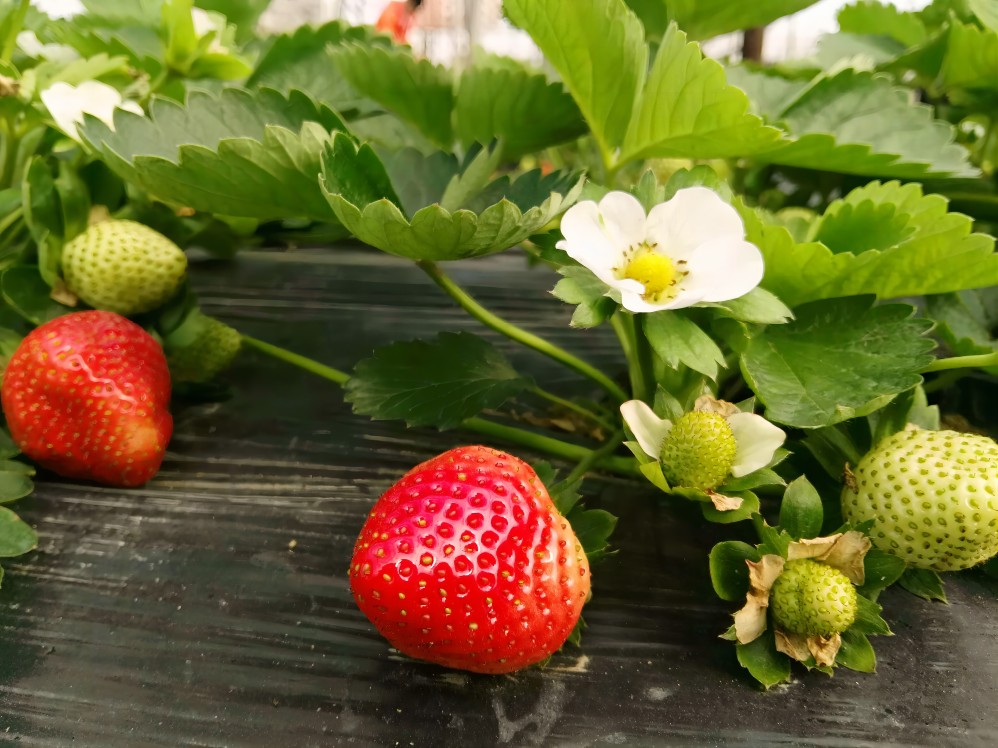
[645,187,745,258]
[596,191,648,251]
[728,412,786,477]
[557,201,620,282]
[681,237,765,304]
[620,400,671,460]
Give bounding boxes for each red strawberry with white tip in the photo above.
[349,445,591,674]
[1,311,173,487]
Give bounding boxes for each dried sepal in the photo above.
[694,394,741,418]
[733,554,785,644]
[775,630,842,667]
[787,530,871,585]
[708,490,744,512]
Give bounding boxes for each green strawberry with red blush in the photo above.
[349,445,591,674]
[1,311,173,487]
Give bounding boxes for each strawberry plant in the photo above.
[0,0,997,692]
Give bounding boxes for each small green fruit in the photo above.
[165,313,242,383]
[770,559,857,637]
[842,429,998,572]
[62,220,187,316]
[660,411,736,490]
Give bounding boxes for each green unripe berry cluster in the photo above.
[770,558,858,637]
[660,411,736,490]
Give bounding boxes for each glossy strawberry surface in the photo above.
[2,311,173,487]
[350,446,591,674]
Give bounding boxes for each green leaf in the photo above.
[22,156,63,286]
[719,468,786,494]
[741,296,936,429]
[939,22,998,101]
[324,138,584,261]
[345,332,531,430]
[851,593,893,636]
[455,59,586,159]
[504,0,647,155]
[751,181,998,307]
[0,506,37,557]
[701,491,761,524]
[779,476,824,539]
[196,0,271,42]
[644,311,726,380]
[0,471,33,504]
[82,88,348,222]
[709,540,760,601]
[663,0,823,41]
[736,630,791,689]
[703,288,794,326]
[898,567,948,602]
[569,508,618,562]
[0,429,20,460]
[552,267,617,329]
[838,1,929,47]
[1,266,68,325]
[836,629,877,673]
[439,143,504,213]
[926,291,998,375]
[620,25,781,164]
[330,44,454,149]
[55,160,91,244]
[247,22,390,116]
[969,0,998,31]
[163,0,198,73]
[738,67,976,179]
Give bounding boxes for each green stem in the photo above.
[417,260,628,403]
[241,335,350,385]
[529,385,615,432]
[464,418,638,478]
[563,430,626,484]
[242,335,640,478]
[0,0,30,65]
[611,313,651,401]
[923,351,998,373]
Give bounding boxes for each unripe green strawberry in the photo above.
[842,429,998,572]
[62,220,187,316]
[165,313,242,383]
[770,559,857,637]
[661,411,736,490]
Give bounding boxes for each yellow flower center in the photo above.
[621,249,683,302]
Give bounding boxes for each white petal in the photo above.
[41,82,138,141]
[620,400,672,460]
[192,7,224,36]
[119,100,144,117]
[655,287,707,311]
[728,413,786,477]
[596,191,648,251]
[681,238,764,303]
[558,201,620,282]
[16,31,43,57]
[645,187,745,257]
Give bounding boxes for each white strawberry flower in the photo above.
[557,188,764,313]
[16,30,79,63]
[621,395,785,507]
[40,81,143,142]
[192,7,229,53]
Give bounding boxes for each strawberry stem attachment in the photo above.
[923,351,998,373]
[417,260,629,403]
[240,336,640,478]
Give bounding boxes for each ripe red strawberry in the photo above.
[349,445,591,674]
[1,311,173,487]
